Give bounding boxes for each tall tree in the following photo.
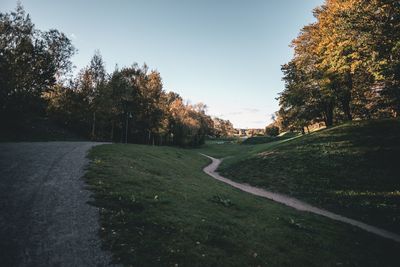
[0,4,75,122]
[278,0,400,130]
[88,50,106,139]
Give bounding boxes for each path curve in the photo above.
[0,142,116,266]
[201,154,400,243]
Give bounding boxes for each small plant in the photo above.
[265,126,280,137]
[210,195,233,207]
[287,217,310,231]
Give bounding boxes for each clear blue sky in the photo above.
[2,0,323,128]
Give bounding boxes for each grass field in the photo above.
[241,132,299,145]
[208,119,400,235]
[85,143,399,266]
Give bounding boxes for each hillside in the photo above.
[214,119,400,234]
[241,132,299,145]
[85,143,399,266]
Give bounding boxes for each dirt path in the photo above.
[0,142,116,266]
[201,154,400,243]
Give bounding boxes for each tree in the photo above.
[277,0,400,130]
[0,4,75,123]
[88,50,106,139]
[212,118,234,137]
[343,0,400,116]
[265,124,279,137]
[2,4,216,147]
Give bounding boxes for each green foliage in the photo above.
[1,5,213,146]
[48,60,214,146]
[265,125,280,136]
[85,143,399,266]
[278,0,400,130]
[0,4,75,123]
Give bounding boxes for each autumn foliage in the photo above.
[1,5,214,146]
[277,0,400,131]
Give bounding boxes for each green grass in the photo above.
[196,134,301,159]
[242,132,299,145]
[85,143,399,266]
[211,119,400,235]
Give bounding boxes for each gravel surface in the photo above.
[0,142,115,266]
[201,154,400,243]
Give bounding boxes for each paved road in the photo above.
[0,142,114,266]
[202,154,400,244]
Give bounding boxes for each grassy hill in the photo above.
[241,132,299,145]
[85,142,399,266]
[210,119,400,234]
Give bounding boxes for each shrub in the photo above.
[265,126,279,137]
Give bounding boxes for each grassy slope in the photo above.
[85,143,399,267]
[242,132,299,145]
[210,119,400,234]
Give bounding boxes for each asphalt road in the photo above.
[0,142,114,266]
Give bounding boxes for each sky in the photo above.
[2,0,323,129]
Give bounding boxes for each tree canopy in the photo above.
[0,3,75,122]
[277,0,400,132]
[1,4,217,146]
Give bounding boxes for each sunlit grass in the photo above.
[333,190,400,197]
[85,143,399,266]
[201,119,400,234]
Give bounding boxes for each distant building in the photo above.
[234,128,265,137]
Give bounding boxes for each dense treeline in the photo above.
[0,5,75,124]
[277,0,400,131]
[46,54,214,146]
[1,5,214,146]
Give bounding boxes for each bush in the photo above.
[265,126,279,137]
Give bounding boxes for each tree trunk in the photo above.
[324,101,334,127]
[110,120,114,141]
[342,100,353,121]
[148,131,151,145]
[343,71,353,121]
[125,113,129,144]
[91,111,96,140]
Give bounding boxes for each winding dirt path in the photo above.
[201,154,400,243]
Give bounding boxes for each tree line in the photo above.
[1,5,216,146]
[275,0,400,132]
